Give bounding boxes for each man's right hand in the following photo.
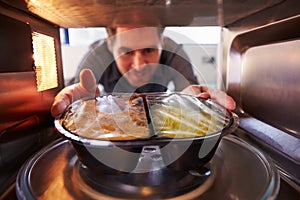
[181,85,236,111]
[51,69,99,118]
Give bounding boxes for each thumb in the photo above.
[79,69,98,94]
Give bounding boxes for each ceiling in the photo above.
[2,0,299,28]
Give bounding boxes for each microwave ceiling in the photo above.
[7,0,286,28]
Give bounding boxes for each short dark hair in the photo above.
[106,26,165,38]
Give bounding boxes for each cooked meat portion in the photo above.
[62,96,150,140]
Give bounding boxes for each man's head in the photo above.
[106,26,164,88]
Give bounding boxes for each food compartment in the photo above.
[61,94,151,141]
[146,93,231,139]
[55,93,238,173]
[145,93,238,171]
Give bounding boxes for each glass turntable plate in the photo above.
[16,135,279,200]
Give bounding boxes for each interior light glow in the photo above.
[32,32,58,92]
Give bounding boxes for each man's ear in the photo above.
[106,37,113,53]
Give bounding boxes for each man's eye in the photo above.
[143,48,156,54]
[123,50,134,56]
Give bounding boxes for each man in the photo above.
[51,26,235,118]
[69,26,198,93]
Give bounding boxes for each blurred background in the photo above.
[59,26,222,88]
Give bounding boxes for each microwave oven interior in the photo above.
[0,0,299,199]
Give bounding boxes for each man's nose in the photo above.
[131,51,146,70]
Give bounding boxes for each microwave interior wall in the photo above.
[1,0,300,198]
[223,14,300,187]
[0,3,64,194]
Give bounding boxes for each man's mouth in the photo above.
[130,70,150,86]
[132,69,148,78]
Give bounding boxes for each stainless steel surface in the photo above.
[3,0,299,28]
[222,4,300,189]
[0,3,64,196]
[16,135,280,200]
[235,38,300,136]
[0,128,58,197]
[0,4,64,131]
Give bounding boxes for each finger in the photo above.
[79,69,98,94]
[198,92,210,99]
[206,87,236,110]
[51,86,75,118]
[222,95,236,110]
[51,99,68,118]
[181,84,202,95]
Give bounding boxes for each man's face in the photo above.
[108,27,163,87]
